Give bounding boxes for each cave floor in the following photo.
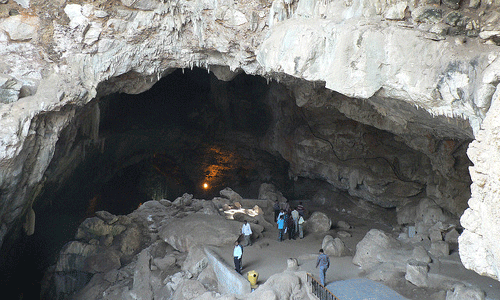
[213,204,500,300]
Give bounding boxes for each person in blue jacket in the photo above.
[316,248,330,286]
[277,215,285,242]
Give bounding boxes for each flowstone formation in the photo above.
[1,0,500,282]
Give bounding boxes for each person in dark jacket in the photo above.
[273,200,280,222]
[285,210,295,240]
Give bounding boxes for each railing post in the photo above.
[307,273,341,300]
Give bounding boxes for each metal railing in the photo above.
[307,273,341,300]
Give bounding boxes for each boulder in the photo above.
[352,229,430,271]
[160,199,173,207]
[405,259,429,287]
[220,188,243,203]
[0,15,38,41]
[196,201,220,215]
[172,279,208,300]
[444,228,460,243]
[75,217,126,240]
[153,254,177,271]
[254,213,275,231]
[429,228,444,242]
[446,283,485,300]
[130,248,154,300]
[247,271,309,299]
[337,220,351,229]
[397,199,449,225]
[287,258,299,270]
[95,211,119,224]
[182,245,208,277]
[211,197,232,209]
[117,226,143,260]
[233,212,257,223]
[429,241,450,257]
[258,183,287,202]
[197,265,218,291]
[173,193,194,207]
[84,249,121,273]
[159,214,240,252]
[55,241,98,272]
[149,240,171,259]
[322,236,348,257]
[322,235,334,248]
[337,231,352,238]
[304,212,331,233]
[166,272,186,291]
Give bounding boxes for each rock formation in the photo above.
[0,0,500,283]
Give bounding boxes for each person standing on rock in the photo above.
[241,220,252,246]
[316,249,330,286]
[233,240,243,274]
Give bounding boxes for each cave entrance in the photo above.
[2,67,473,299]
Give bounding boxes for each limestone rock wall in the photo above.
[0,0,500,281]
[259,80,472,215]
[460,90,500,280]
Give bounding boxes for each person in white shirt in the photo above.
[291,208,300,238]
[233,241,243,274]
[241,220,253,246]
[298,215,305,239]
[277,209,285,223]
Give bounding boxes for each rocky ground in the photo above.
[216,202,500,300]
[42,184,500,300]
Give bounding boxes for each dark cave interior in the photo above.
[0,68,299,299]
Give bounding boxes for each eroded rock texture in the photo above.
[0,0,499,280]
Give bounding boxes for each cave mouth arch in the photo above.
[1,67,472,299]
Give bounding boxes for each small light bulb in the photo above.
[203,183,209,189]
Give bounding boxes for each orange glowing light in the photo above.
[203,183,209,189]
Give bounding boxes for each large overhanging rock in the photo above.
[1,0,500,282]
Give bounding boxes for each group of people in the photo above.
[233,202,331,287]
[274,200,305,242]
